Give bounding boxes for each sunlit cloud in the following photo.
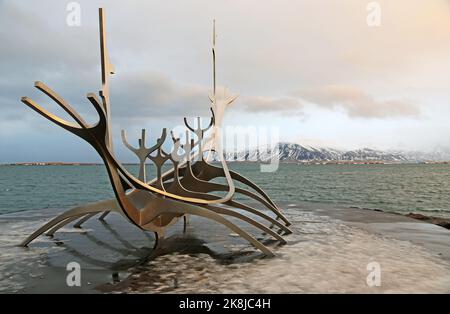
[295,85,420,119]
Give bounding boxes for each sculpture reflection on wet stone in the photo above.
[20,8,292,257]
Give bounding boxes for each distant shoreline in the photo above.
[2,161,450,166]
[0,162,145,166]
[0,162,103,166]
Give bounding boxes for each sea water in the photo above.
[1,163,450,293]
[0,163,449,218]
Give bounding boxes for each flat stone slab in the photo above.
[0,202,449,293]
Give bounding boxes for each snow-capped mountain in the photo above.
[401,149,450,162]
[217,142,409,163]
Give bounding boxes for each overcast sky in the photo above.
[1,0,450,162]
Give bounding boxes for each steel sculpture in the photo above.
[19,8,291,257]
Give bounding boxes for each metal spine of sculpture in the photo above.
[19,8,292,257]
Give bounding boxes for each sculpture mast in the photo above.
[207,20,237,158]
[212,19,216,97]
[98,8,115,149]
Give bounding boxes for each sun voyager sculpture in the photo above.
[20,8,292,257]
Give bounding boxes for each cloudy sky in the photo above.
[1,0,450,162]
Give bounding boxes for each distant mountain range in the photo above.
[219,143,450,163]
[5,143,450,165]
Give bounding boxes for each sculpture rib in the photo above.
[139,198,275,257]
[20,199,121,247]
[46,215,90,236]
[204,205,286,244]
[74,212,100,228]
[160,126,290,225]
[179,157,291,227]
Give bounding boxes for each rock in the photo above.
[406,213,450,230]
[437,222,450,230]
[406,213,429,221]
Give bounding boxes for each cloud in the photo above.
[1,0,449,162]
[0,3,211,126]
[110,72,212,121]
[235,86,420,120]
[239,96,302,113]
[295,85,421,119]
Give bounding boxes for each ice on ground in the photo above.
[1,208,450,293]
[119,212,450,293]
